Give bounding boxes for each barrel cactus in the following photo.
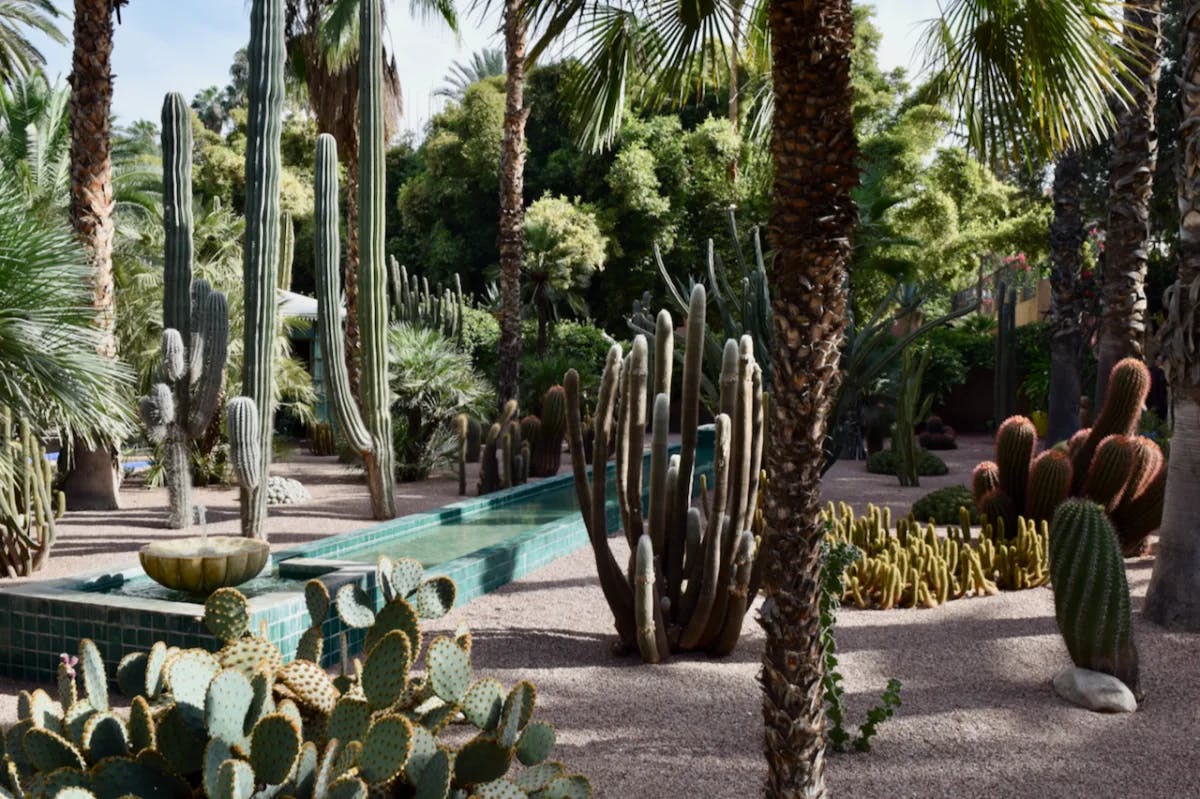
[138,93,230,530]
[1048,500,1139,695]
[566,285,766,662]
[0,558,591,799]
[970,359,1165,552]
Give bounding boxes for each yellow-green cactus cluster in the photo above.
[822,502,1049,610]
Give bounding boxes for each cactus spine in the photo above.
[311,0,397,520]
[138,93,230,529]
[235,0,284,539]
[0,405,63,577]
[1049,500,1139,695]
[567,285,766,661]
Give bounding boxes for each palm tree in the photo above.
[0,0,64,87]
[0,74,68,216]
[435,47,504,100]
[59,0,129,510]
[0,175,132,446]
[1097,0,1163,399]
[496,0,526,409]
[1145,1,1200,631]
[284,0,453,395]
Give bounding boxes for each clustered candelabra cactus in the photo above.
[568,285,766,663]
[0,558,591,799]
[139,93,232,530]
[389,258,464,343]
[0,405,64,577]
[476,400,529,495]
[1049,499,1139,695]
[312,0,396,521]
[823,502,1049,609]
[972,358,1165,555]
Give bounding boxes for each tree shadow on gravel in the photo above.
[463,626,763,669]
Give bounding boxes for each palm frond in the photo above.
[0,0,66,87]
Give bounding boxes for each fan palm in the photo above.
[0,0,64,87]
[435,47,505,100]
[0,176,132,446]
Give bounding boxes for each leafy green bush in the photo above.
[1015,321,1051,410]
[918,315,995,403]
[389,324,492,481]
[866,448,948,476]
[910,485,979,524]
[460,303,501,380]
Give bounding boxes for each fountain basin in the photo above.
[139,536,270,594]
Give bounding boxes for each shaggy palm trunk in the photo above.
[61,0,122,510]
[1047,150,1086,446]
[1097,0,1163,399]
[497,0,528,408]
[760,1,856,795]
[1145,1,1200,631]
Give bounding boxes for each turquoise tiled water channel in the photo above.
[0,433,713,683]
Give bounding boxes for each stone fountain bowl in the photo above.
[139,536,270,595]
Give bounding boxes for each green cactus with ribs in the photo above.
[1049,499,1139,696]
[0,405,64,577]
[312,0,397,520]
[972,359,1165,555]
[476,400,529,495]
[0,556,590,798]
[139,93,236,530]
[567,284,767,663]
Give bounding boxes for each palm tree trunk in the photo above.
[497,0,528,409]
[1145,0,1200,631]
[61,0,122,511]
[761,1,856,795]
[1047,149,1086,446]
[1097,0,1163,399]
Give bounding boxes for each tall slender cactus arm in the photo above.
[313,133,373,454]
[186,289,230,438]
[564,369,594,534]
[634,534,664,664]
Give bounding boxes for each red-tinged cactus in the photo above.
[972,461,1000,503]
[995,416,1036,512]
[1112,466,1166,556]
[1122,436,1164,500]
[979,488,1017,539]
[1083,435,1136,512]
[1071,358,1150,494]
[1026,449,1072,522]
[1066,428,1090,458]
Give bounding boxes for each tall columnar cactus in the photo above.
[277,211,294,291]
[138,93,230,530]
[972,359,1165,553]
[1049,500,1139,695]
[477,400,527,494]
[0,405,64,577]
[894,348,932,487]
[389,257,464,342]
[993,282,1017,423]
[237,0,285,539]
[567,284,766,662]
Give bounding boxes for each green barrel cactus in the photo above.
[138,93,231,530]
[1048,499,1139,695]
[566,284,766,662]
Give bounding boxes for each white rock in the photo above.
[1052,667,1137,713]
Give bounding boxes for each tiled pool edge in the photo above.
[0,436,710,684]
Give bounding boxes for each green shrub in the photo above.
[910,485,979,524]
[389,324,492,481]
[866,447,948,476]
[460,303,501,381]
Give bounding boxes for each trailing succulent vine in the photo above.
[138,93,232,530]
[568,285,767,663]
[973,358,1165,555]
[820,540,902,753]
[0,556,591,798]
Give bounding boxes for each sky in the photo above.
[27,0,944,137]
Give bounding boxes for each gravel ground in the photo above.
[3,437,1197,797]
